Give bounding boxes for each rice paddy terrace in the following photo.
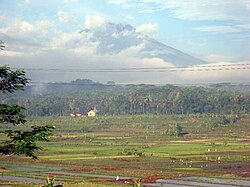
[0,114,250,186]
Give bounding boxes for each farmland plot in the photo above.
[0,114,250,186]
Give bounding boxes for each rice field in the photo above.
[0,114,250,186]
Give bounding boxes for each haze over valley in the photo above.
[1,0,249,84]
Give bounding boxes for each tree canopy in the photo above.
[0,41,54,159]
[2,81,249,116]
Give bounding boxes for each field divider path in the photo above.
[182,177,250,186]
[0,175,44,184]
[155,179,237,187]
[45,171,131,180]
[143,177,250,187]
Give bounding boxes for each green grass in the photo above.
[1,114,250,186]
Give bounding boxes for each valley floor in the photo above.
[0,114,250,186]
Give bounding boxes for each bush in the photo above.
[119,148,145,157]
[220,115,230,125]
[164,124,183,137]
[41,176,63,187]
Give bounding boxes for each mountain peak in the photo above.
[81,22,206,66]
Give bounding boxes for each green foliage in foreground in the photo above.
[0,65,54,159]
[0,40,5,50]
[0,125,54,159]
[41,176,63,187]
[0,104,26,125]
[0,65,29,93]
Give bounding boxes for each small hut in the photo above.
[87,107,97,117]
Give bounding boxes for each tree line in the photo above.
[1,80,249,116]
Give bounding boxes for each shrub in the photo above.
[119,148,145,157]
[40,176,63,187]
[164,124,183,137]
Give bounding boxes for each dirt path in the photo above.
[144,177,250,187]
[0,175,44,184]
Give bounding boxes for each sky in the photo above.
[0,0,250,84]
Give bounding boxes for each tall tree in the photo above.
[0,41,54,159]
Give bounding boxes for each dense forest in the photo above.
[0,79,249,116]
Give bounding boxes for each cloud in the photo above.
[36,20,53,34]
[48,31,97,55]
[237,24,250,29]
[178,61,250,84]
[125,16,134,22]
[17,20,34,32]
[108,0,133,8]
[135,23,158,35]
[203,54,233,63]
[0,19,52,37]
[84,16,105,29]
[108,0,250,21]
[1,16,249,84]
[0,15,5,22]
[23,0,31,4]
[0,19,54,55]
[194,23,250,33]
[115,43,145,57]
[49,32,82,49]
[64,0,78,3]
[195,25,241,33]
[2,40,249,84]
[0,50,24,57]
[0,17,173,83]
[0,20,36,49]
[160,0,250,21]
[57,10,72,23]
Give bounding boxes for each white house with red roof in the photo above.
[87,107,97,117]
